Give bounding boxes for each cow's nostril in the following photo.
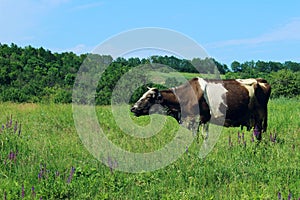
[130,107,136,112]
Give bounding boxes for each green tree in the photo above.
[284,61,300,72]
[231,61,242,72]
[269,69,300,98]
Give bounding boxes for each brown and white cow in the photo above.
[130,78,271,140]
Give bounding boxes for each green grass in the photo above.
[0,98,299,199]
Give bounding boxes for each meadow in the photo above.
[0,98,299,199]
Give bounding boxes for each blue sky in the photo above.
[1,0,300,65]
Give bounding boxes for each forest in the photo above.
[0,43,299,104]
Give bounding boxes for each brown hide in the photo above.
[161,78,271,136]
[131,78,271,140]
[160,78,203,118]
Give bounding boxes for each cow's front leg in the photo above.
[253,123,262,141]
[201,123,209,140]
[181,116,200,140]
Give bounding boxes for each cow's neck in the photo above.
[159,89,180,111]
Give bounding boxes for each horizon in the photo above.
[2,41,300,68]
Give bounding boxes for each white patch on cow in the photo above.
[197,78,209,108]
[198,78,228,119]
[205,83,228,119]
[140,88,155,100]
[236,78,257,109]
[258,82,267,89]
[133,88,156,108]
[197,78,207,92]
[236,78,257,85]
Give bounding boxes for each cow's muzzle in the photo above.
[130,106,146,117]
[130,107,137,112]
[130,106,140,116]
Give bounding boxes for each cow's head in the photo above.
[130,87,163,117]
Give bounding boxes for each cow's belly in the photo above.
[205,105,249,126]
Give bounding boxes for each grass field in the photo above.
[0,98,299,199]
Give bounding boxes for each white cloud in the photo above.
[208,18,300,48]
[69,44,93,54]
[55,44,94,54]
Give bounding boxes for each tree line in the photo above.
[0,43,299,104]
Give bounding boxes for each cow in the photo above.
[130,78,271,140]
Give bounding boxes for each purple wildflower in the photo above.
[107,156,118,173]
[237,131,241,144]
[108,156,113,173]
[242,132,245,142]
[43,163,47,172]
[32,186,36,198]
[9,152,14,160]
[253,125,260,138]
[8,151,16,162]
[1,124,4,130]
[278,192,281,200]
[18,123,22,136]
[288,191,292,200]
[14,121,18,133]
[55,170,60,177]
[114,159,118,170]
[21,184,25,198]
[38,172,42,181]
[273,132,277,142]
[185,146,188,154]
[228,135,233,147]
[67,166,75,184]
[38,163,47,181]
[6,117,9,129]
[9,115,12,126]
[251,134,255,143]
[270,132,277,143]
[7,115,13,129]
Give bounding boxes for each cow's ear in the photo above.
[152,88,162,100]
[157,91,162,100]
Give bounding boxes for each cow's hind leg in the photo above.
[262,108,268,133]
